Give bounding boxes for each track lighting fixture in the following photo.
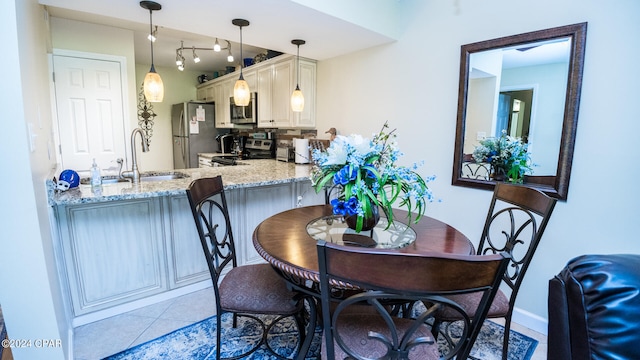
[140,1,163,102]
[291,39,306,112]
[227,45,234,62]
[232,18,250,106]
[147,25,157,42]
[192,47,200,63]
[174,40,233,71]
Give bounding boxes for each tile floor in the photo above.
[74,287,547,359]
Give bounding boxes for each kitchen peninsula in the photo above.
[48,160,323,327]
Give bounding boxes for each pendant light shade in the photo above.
[143,66,164,102]
[233,74,251,106]
[140,1,164,103]
[291,85,304,112]
[291,39,306,112]
[232,19,251,106]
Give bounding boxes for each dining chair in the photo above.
[186,176,307,360]
[317,240,510,360]
[433,182,557,360]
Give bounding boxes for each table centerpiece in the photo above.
[310,122,434,233]
[472,130,533,183]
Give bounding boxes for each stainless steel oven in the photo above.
[229,92,257,124]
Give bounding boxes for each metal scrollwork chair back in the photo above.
[186,176,307,360]
[317,240,510,360]
[433,182,557,360]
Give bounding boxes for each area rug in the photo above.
[104,313,537,360]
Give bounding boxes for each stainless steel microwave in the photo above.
[229,92,257,124]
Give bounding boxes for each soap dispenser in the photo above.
[90,158,102,191]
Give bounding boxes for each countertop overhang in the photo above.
[48,159,314,206]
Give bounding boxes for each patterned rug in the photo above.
[104,313,537,360]
[0,305,5,359]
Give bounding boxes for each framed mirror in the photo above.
[451,23,587,200]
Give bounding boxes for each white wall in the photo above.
[315,0,640,333]
[0,0,67,358]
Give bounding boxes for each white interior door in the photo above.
[53,53,127,172]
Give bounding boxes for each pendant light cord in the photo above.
[239,25,243,76]
[296,44,300,87]
[148,9,155,70]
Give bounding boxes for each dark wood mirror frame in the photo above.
[451,22,587,201]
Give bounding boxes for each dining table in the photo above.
[252,204,475,359]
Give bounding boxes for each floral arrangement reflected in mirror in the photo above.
[472,130,533,183]
[310,122,435,233]
[137,83,157,146]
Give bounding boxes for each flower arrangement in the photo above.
[472,130,533,182]
[310,122,434,232]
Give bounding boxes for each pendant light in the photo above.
[140,1,164,102]
[290,39,306,112]
[232,19,251,106]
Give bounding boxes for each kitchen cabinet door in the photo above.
[239,183,296,265]
[197,82,215,102]
[165,195,209,287]
[214,79,233,128]
[271,60,294,127]
[292,59,317,128]
[256,65,274,127]
[57,199,167,316]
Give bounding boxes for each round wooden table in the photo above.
[253,205,474,284]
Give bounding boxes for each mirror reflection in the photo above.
[465,38,570,177]
[452,23,587,200]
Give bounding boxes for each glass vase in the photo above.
[345,202,380,232]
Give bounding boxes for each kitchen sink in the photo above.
[139,172,189,181]
[81,172,189,185]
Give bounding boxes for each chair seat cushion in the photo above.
[436,289,510,320]
[321,313,440,359]
[219,263,300,315]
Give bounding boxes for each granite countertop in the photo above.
[197,152,237,159]
[48,159,314,206]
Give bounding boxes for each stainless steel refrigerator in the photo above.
[172,101,225,169]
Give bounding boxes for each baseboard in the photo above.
[512,307,548,336]
[71,281,211,328]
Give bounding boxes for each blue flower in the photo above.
[333,165,358,186]
[310,121,435,232]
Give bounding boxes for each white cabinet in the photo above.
[53,179,323,324]
[196,82,215,102]
[200,55,316,129]
[238,183,296,265]
[56,198,167,316]
[214,79,233,128]
[271,60,294,127]
[257,65,274,127]
[292,59,317,128]
[164,195,209,287]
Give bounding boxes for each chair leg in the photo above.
[216,313,223,360]
[502,315,512,360]
[431,318,442,338]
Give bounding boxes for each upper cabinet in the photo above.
[292,59,317,128]
[197,54,316,129]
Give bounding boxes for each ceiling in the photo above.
[41,0,400,74]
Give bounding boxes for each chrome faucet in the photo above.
[120,128,149,183]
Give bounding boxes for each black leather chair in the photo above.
[548,254,640,360]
